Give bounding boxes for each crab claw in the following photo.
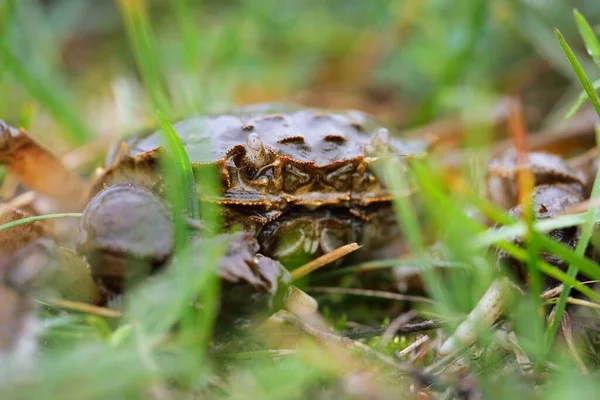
[190,231,292,331]
[77,184,174,292]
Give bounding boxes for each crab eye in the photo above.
[366,128,391,156]
[246,133,262,151]
[242,132,275,170]
[374,128,390,146]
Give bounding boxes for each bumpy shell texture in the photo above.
[103,104,428,209]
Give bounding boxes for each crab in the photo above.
[2,102,598,359]
[0,104,428,327]
[440,148,594,355]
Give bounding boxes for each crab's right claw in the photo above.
[0,120,88,211]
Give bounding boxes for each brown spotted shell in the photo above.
[99,104,428,211]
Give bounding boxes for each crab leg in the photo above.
[0,120,88,210]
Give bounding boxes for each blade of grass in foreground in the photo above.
[458,188,600,301]
[574,9,600,69]
[123,236,225,353]
[475,212,594,247]
[0,213,82,231]
[156,111,199,249]
[172,0,204,111]
[383,157,449,308]
[495,238,600,303]
[566,9,600,119]
[566,79,600,119]
[118,0,172,116]
[555,28,600,118]
[155,111,221,352]
[467,190,600,285]
[173,0,202,71]
[409,159,495,317]
[542,125,600,363]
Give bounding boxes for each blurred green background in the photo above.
[1,0,599,152]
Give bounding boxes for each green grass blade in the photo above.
[574,9,600,69]
[382,157,448,307]
[173,0,202,69]
[555,28,600,118]
[565,79,600,119]
[176,237,224,352]
[172,0,204,111]
[155,112,220,353]
[0,213,82,232]
[471,199,600,283]
[542,124,600,359]
[534,233,600,282]
[495,239,600,303]
[117,0,172,116]
[156,110,199,220]
[469,187,600,287]
[408,159,499,319]
[475,212,594,248]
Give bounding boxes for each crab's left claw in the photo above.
[0,120,88,211]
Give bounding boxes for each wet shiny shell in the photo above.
[100,104,428,210]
